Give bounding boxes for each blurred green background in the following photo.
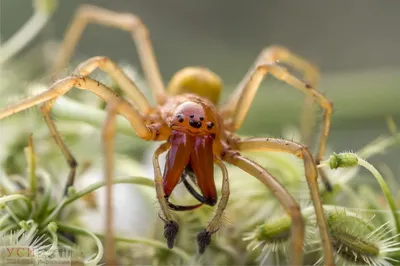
[0,0,399,176]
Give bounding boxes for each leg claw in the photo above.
[163,220,179,249]
[197,229,212,254]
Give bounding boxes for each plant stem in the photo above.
[0,11,49,64]
[0,194,30,205]
[46,222,59,256]
[57,223,103,266]
[5,205,21,224]
[0,213,10,227]
[52,97,137,138]
[96,234,191,262]
[42,177,154,226]
[358,158,400,241]
[35,171,52,221]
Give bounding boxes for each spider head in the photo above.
[163,101,218,208]
[169,101,218,137]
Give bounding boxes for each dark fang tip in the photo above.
[305,83,312,89]
[197,230,212,254]
[164,220,179,249]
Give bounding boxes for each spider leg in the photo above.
[197,156,230,254]
[221,46,333,190]
[232,137,335,266]
[51,4,166,104]
[152,142,179,248]
[74,56,151,114]
[259,46,320,146]
[102,100,120,265]
[41,100,77,194]
[223,152,305,266]
[0,76,158,193]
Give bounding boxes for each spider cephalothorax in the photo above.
[0,4,336,265]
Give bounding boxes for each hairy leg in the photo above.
[74,56,151,114]
[233,137,335,265]
[223,152,305,265]
[197,156,230,254]
[41,100,77,194]
[0,76,159,192]
[52,4,166,104]
[101,100,120,265]
[221,46,333,190]
[152,142,179,249]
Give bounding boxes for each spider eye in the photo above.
[199,116,204,121]
[176,114,184,123]
[189,114,195,118]
[207,122,214,130]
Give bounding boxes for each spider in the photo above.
[0,5,335,265]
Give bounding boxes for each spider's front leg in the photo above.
[197,156,230,254]
[74,56,151,114]
[153,142,179,249]
[0,76,158,193]
[229,137,335,265]
[52,4,166,104]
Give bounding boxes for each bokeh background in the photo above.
[1,0,399,174]
[0,1,399,264]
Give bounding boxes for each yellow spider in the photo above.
[0,5,335,265]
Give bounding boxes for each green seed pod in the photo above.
[312,207,400,265]
[327,210,379,263]
[255,215,292,243]
[328,152,358,169]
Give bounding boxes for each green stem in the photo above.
[0,174,29,213]
[45,222,59,256]
[25,221,38,243]
[358,132,400,159]
[57,232,77,247]
[0,194,30,205]
[5,205,21,224]
[1,223,19,233]
[53,97,137,138]
[357,158,400,241]
[96,234,191,262]
[0,213,10,227]
[34,171,52,221]
[42,177,153,226]
[0,11,49,64]
[57,223,103,266]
